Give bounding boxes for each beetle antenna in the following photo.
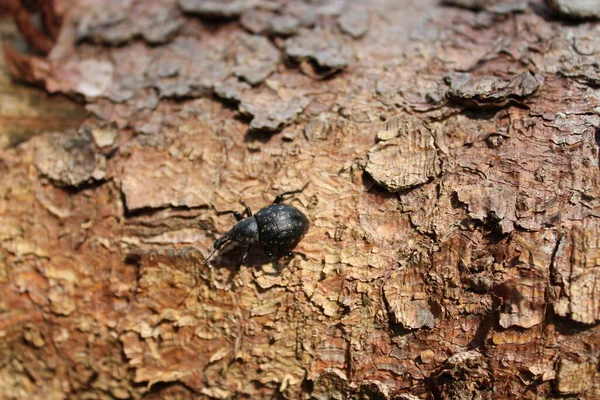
[199,222,216,264]
[203,233,230,264]
[203,248,218,264]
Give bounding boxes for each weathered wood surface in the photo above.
[1,0,600,399]
[0,6,85,150]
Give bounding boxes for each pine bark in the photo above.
[1,0,600,399]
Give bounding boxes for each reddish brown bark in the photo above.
[1,1,600,399]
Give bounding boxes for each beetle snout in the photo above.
[214,233,230,250]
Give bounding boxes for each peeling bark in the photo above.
[2,0,600,399]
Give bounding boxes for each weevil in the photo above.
[205,185,309,265]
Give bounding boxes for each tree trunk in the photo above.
[1,0,600,399]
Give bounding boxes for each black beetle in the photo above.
[205,186,309,265]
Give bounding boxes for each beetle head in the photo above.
[204,217,258,264]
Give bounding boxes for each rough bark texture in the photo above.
[1,0,600,399]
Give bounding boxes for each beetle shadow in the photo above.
[529,1,598,24]
[208,243,298,284]
[243,127,279,144]
[208,243,272,272]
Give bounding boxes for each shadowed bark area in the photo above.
[1,0,600,399]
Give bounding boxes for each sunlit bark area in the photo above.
[1,0,599,398]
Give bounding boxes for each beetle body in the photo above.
[255,204,309,249]
[207,187,309,265]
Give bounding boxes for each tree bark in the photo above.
[1,0,600,399]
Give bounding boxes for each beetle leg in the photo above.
[217,210,245,221]
[239,246,251,267]
[272,183,309,204]
[263,247,283,269]
[240,200,252,217]
[216,200,253,221]
[262,246,275,259]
